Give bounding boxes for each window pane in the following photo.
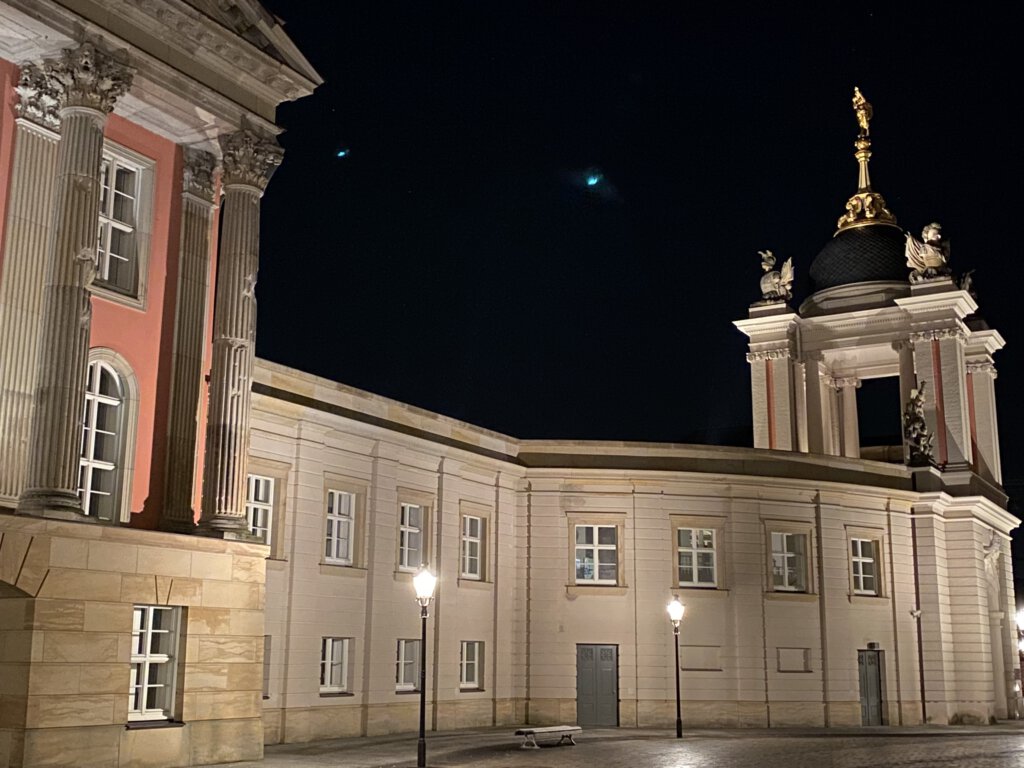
[575,549,594,580]
[678,528,693,549]
[597,526,616,545]
[697,529,714,549]
[576,526,592,545]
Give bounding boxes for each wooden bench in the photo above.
[514,725,582,749]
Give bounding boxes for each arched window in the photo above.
[78,355,137,521]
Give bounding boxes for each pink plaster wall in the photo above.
[0,59,21,282]
[90,114,183,527]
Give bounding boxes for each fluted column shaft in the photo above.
[160,151,218,532]
[0,116,59,505]
[198,129,281,535]
[18,44,133,519]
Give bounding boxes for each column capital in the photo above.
[833,376,861,390]
[966,360,997,378]
[14,63,61,132]
[910,327,967,345]
[44,44,134,115]
[182,147,218,204]
[219,129,284,191]
[891,338,911,353]
[745,347,791,363]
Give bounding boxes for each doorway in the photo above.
[576,644,618,726]
[858,649,884,725]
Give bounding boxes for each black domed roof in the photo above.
[809,224,906,292]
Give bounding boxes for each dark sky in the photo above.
[253,4,1021,501]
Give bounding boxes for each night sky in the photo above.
[254,4,1022,525]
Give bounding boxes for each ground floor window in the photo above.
[129,605,180,721]
[320,637,350,693]
[396,639,420,691]
[460,640,483,689]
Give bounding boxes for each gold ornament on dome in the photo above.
[835,87,898,233]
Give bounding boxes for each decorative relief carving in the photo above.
[745,348,792,363]
[910,328,967,344]
[902,381,934,467]
[43,44,134,114]
[219,129,284,191]
[14,63,61,131]
[831,376,861,390]
[182,147,217,202]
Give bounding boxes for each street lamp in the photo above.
[667,597,685,738]
[413,567,437,768]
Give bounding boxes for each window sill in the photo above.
[458,687,485,693]
[125,720,186,730]
[764,591,818,602]
[319,691,355,698]
[395,689,421,695]
[677,587,730,598]
[319,563,367,578]
[566,585,628,597]
[849,594,890,605]
[92,283,146,312]
[457,578,492,590]
[394,570,417,581]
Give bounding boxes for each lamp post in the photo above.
[413,567,437,768]
[667,597,685,738]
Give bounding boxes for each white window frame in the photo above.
[851,538,878,596]
[677,527,717,587]
[325,489,355,565]
[574,524,618,585]
[396,639,420,691]
[320,637,349,693]
[461,515,483,579]
[78,359,124,521]
[129,605,180,722]
[245,474,274,546]
[771,531,808,592]
[459,640,483,689]
[398,503,426,572]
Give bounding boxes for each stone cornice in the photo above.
[14,62,61,131]
[745,348,792,363]
[219,129,283,191]
[966,361,997,377]
[44,44,134,114]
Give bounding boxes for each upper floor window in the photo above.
[78,359,126,521]
[851,538,878,596]
[129,605,180,722]
[678,527,716,587]
[461,515,483,579]
[771,531,808,592]
[574,524,618,584]
[96,153,140,296]
[245,474,274,546]
[399,503,426,571]
[325,489,355,565]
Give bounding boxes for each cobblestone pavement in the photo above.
[206,724,1024,768]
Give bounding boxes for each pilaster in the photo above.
[198,128,283,535]
[910,329,971,469]
[160,148,218,532]
[17,44,133,519]
[0,65,61,506]
[803,354,827,455]
[834,377,861,459]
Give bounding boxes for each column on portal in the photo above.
[17,45,133,518]
[910,329,972,468]
[160,149,218,532]
[0,65,61,505]
[834,377,861,458]
[894,339,916,463]
[803,353,828,455]
[965,360,1001,485]
[198,129,282,535]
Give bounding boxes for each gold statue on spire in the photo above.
[852,87,872,137]
[835,87,897,232]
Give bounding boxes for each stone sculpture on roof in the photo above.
[902,381,935,466]
[757,250,794,303]
[905,222,952,282]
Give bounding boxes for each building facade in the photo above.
[0,3,1017,768]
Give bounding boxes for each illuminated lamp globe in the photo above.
[1016,610,1024,630]
[413,567,437,603]
[667,597,685,625]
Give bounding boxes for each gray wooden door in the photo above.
[577,644,618,726]
[858,650,883,725]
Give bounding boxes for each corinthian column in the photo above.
[0,65,61,506]
[198,129,282,536]
[160,149,218,532]
[18,45,133,519]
